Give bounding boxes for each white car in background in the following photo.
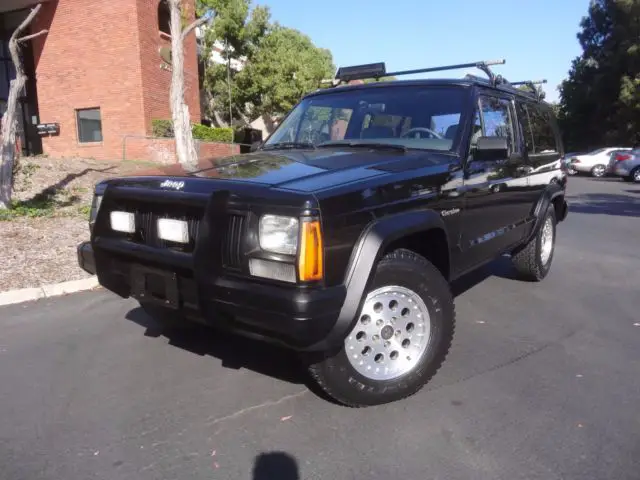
[568,147,632,177]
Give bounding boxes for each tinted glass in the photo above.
[77,108,103,143]
[265,86,469,151]
[522,103,557,153]
[478,96,515,151]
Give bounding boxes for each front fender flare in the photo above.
[307,209,448,352]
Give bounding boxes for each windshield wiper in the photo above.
[318,141,407,153]
[261,141,316,151]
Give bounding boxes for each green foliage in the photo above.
[0,189,82,221]
[559,0,640,150]
[152,119,174,138]
[152,119,233,142]
[78,204,91,218]
[362,76,397,83]
[201,1,335,125]
[238,25,335,119]
[192,124,233,142]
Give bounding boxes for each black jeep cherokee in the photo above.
[77,60,568,407]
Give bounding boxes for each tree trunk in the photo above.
[0,5,46,209]
[168,0,198,169]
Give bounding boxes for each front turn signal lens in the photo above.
[298,220,324,282]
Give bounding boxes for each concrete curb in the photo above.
[0,276,101,307]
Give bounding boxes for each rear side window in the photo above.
[520,103,558,154]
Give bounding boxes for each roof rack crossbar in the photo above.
[331,59,506,86]
[385,59,506,85]
[510,79,548,100]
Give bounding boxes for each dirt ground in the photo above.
[0,156,154,292]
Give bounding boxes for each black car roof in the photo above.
[304,78,551,106]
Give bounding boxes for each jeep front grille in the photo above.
[221,214,246,270]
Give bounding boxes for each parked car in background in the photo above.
[611,148,640,182]
[607,149,633,174]
[563,152,584,175]
[570,147,632,177]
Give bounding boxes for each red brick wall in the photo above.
[31,0,201,161]
[124,137,239,164]
[136,0,201,135]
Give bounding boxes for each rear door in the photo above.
[517,101,563,203]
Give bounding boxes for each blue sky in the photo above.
[264,0,589,103]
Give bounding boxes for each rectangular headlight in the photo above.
[110,211,135,233]
[157,218,189,244]
[259,215,299,255]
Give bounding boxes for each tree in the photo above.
[558,0,640,150]
[0,4,48,210]
[166,0,211,168]
[199,0,270,126]
[200,1,334,129]
[238,25,334,121]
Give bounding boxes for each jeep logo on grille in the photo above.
[160,180,185,190]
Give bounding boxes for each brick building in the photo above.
[0,0,204,161]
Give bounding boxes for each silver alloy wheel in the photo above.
[634,169,640,182]
[592,165,606,177]
[344,285,431,381]
[540,217,554,265]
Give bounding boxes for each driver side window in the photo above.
[477,96,515,152]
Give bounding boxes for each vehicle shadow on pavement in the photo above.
[125,307,306,385]
[565,193,640,217]
[252,452,300,480]
[451,256,520,297]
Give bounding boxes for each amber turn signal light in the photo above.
[298,220,324,282]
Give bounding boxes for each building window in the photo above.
[76,108,103,143]
[158,0,171,36]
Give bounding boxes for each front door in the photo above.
[458,93,531,270]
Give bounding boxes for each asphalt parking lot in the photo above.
[1,176,639,480]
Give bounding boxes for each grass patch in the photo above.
[0,188,85,221]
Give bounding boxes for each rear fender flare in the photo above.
[308,209,449,352]
[527,184,566,243]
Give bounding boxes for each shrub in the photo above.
[151,120,233,143]
[192,124,233,143]
[152,119,174,138]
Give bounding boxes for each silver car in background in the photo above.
[611,148,640,183]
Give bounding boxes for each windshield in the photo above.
[263,85,469,152]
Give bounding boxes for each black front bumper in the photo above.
[78,241,97,275]
[77,241,346,351]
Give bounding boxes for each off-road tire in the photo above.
[512,207,557,282]
[139,302,190,330]
[307,249,455,408]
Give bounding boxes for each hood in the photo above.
[123,147,456,193]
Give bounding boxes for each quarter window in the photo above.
[76,108,103,143]
[521,103,558,154]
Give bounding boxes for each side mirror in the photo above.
[474,136,509,162]
[250,141,263,152]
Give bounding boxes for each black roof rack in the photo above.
[320,60,549,102]
[330,59,507,86]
